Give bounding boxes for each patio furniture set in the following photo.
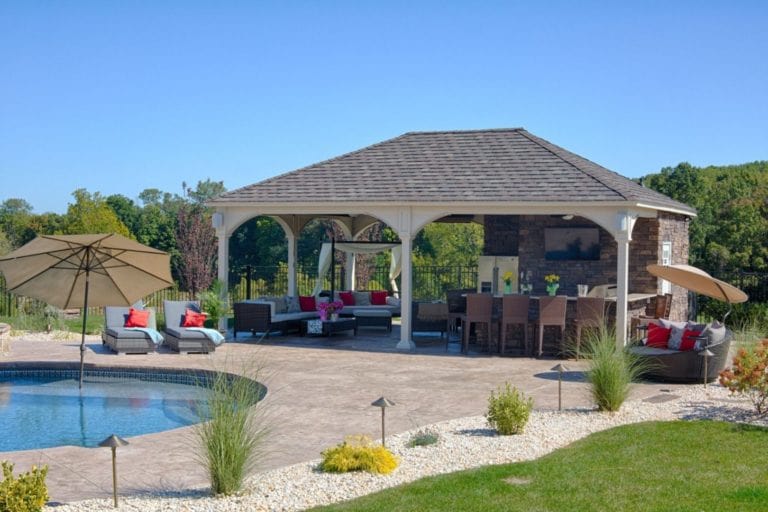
[232,290,400,339]
[102,300,222,354]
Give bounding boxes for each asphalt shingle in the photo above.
[210,128,694,214]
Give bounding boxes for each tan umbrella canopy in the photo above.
[0,234,173,387]
[647,264,748,322]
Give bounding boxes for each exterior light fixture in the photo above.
[371,397,395,447]
[551,363,568,411]
[98,434,129,508]
[698,348,715,389]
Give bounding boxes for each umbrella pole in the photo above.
[79,267,91,389]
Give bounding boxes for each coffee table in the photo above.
[302,317,357,337]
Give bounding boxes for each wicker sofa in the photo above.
[233,292,401,339]
[629,320,732,383]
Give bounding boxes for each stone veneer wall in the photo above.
[483,213,691,319]
[657,212,691,320]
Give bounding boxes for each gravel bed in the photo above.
[48,384,766,512]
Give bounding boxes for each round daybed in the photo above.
[629,325,732,384]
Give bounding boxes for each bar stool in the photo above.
[535,295,567,358]
[460,293,493,354]
[574,296,606,359]
[499,295,530,355]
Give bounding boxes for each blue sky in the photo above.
[1,1,766,214]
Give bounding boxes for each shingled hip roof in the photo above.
[210,128,695,215]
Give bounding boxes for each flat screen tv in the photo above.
[544,228,600,260]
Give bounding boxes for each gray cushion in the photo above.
[352,291,371,306]
[163,300,201,328]
[105,306,157,330]
[165,327,209,339]
[695,321,728,349]
[285,296,301,313]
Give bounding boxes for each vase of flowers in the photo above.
[544,274,560,296]
[318,300,344,321]
[502,271,514,294]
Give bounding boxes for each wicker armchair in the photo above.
[411,302,449,340]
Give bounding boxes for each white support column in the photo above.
[213,213,229,332]
[396,234,415,351]
[616,235,630,347]
[287,234,297,296]
[346,252,356,291]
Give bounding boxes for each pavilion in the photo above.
[208,128,696,349]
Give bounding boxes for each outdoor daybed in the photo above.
[163,300,219,353]
[102,306,163,354]
[629,320,732,383]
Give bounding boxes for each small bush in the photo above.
[0,461,48,512]
[407,429,439,447]
[719,339,768,415]
[486,382,533,435]
[585,327,646,412]
[320,435,398,474]
[195,367,267,496]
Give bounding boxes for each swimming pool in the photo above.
[0,364,263,452]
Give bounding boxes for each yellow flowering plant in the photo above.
[544,274,560,284]
[502,271,515,284]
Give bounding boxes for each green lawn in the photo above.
[312,421,768,512]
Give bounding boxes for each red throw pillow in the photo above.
[182,308,206,327]
[370,290,388,306]
[679,329,702,351]
[124,308,150,328]
[299,295,316,312]
[339,291,355,306]
[646,323,672,348]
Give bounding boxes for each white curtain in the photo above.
[311,242,402,296]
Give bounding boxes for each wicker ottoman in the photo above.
[352,309,392,333]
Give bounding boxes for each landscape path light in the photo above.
[99,434,129,508]
[698,348,715,390]
[371,397,395,447]
[551,363,568,411]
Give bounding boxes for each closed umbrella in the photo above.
[646,264,748,321]
[0,234,173,387]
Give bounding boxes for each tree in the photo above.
[61,189,131,236]
[175,184,218,295]
[0,198,35,248]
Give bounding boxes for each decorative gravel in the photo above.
[48,384,767,512]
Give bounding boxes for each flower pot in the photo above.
[504,282,512,294]
[546,283,559,296]
[331,313,339,322]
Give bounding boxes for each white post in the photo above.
[214,213,229,332]
[396,234,415,351]
[616,235,630,347]
[287,234,298,296]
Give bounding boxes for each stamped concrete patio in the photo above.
[2,327,684,504]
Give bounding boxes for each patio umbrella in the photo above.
[0,234,173,387]
[646,264,748,321]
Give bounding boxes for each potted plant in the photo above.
[199,280,228,332]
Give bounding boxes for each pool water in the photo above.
[0,373,210,451]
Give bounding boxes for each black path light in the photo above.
[698,348,715,390]
[99,434,129,508]
[551,363,568,411]
[371,397,395,447]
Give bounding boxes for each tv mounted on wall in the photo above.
[544,228,600,260]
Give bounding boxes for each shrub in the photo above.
[719,339,768,415]
[0,461,48,512]
[195,368,268,496]
[407,429,439,447]
[199,279,228,329]
[585,327,646,412]
[486,382,533,435]
[320,435,398,474]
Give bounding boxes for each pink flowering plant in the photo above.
[317,300,344,318]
